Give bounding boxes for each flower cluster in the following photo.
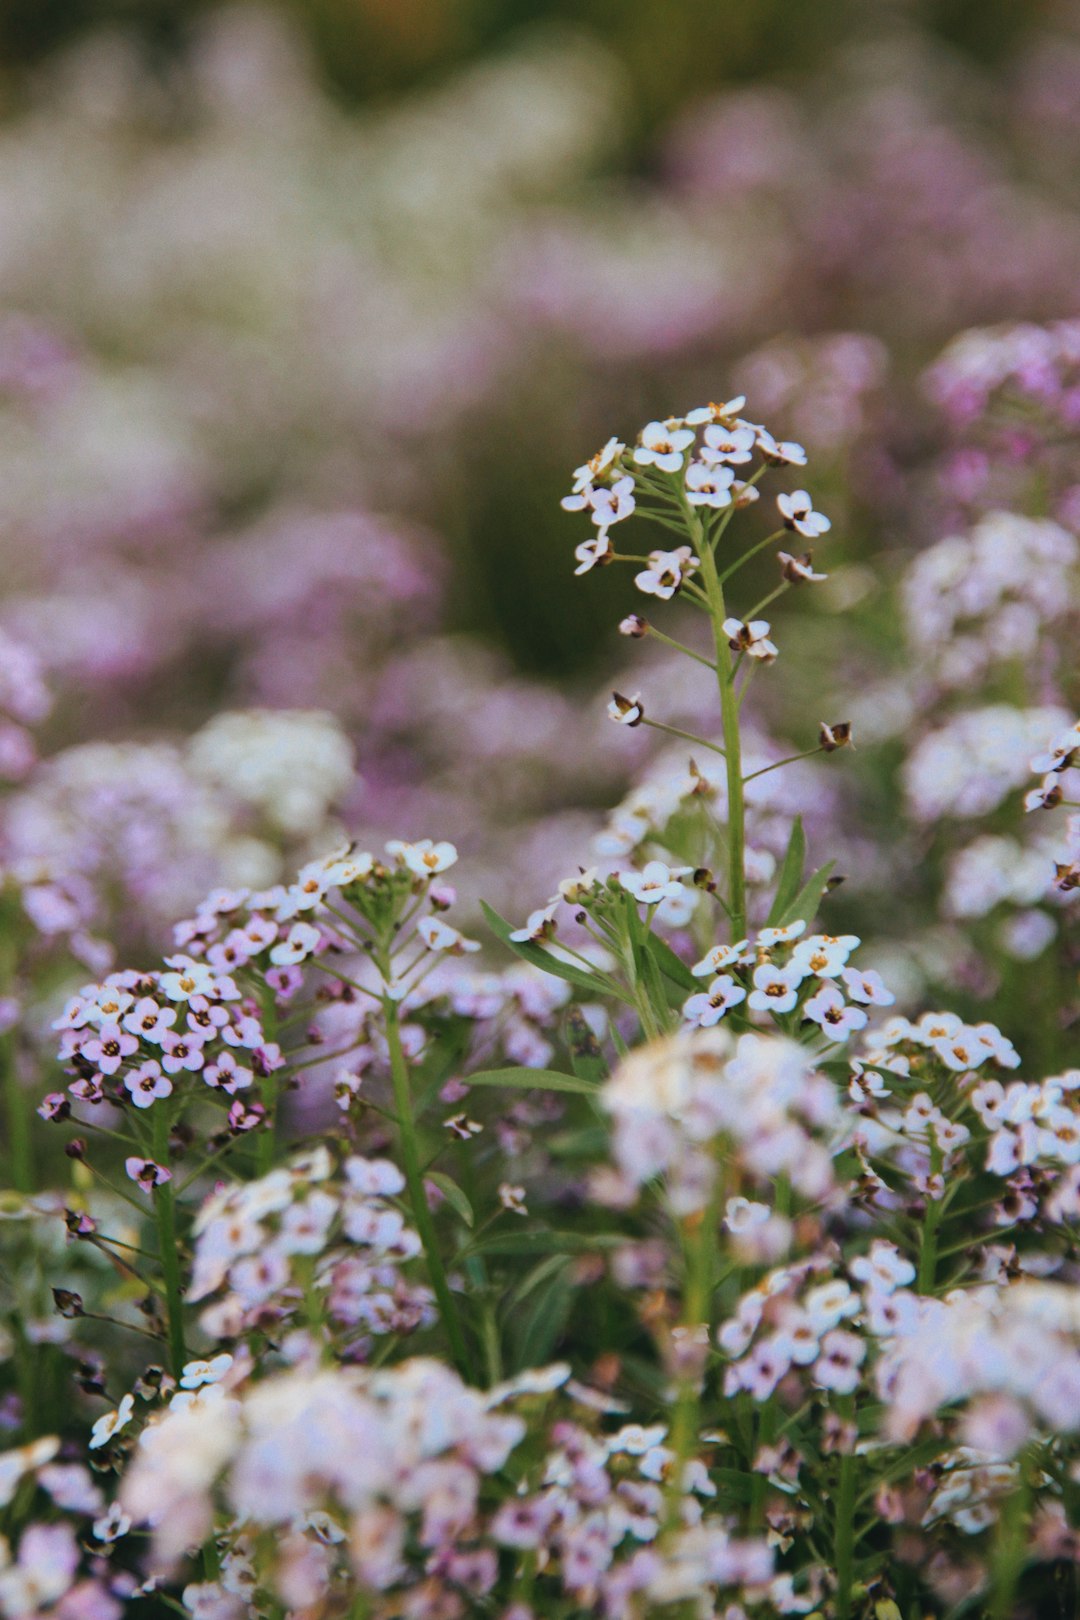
[187,1147,434,1355]
[601,1027,842,1217]
[118,1358,779,1619]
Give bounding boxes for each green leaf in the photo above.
[778,858,836,929]
[766,815,806,927]
[645,934,698,993]
[481,902,617,998]
[510,1261,574,1370]
[633,937,673,1022]
[465,1228,623,1259]
[464,1066,601,1096]
[425,1172,474,1228]
[509,1252,576,1309]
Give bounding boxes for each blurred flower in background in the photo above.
[0,0,1076,1047]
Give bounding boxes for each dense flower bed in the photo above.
[1,392,1077,1620]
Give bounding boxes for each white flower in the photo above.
[841,967,895,1007]
[682,975,747,1027]
[159,958,217,1003]
[179,1354,234,1391]
[685,396,746,425]
[790,933,860,977]
[691,939,751,976]
[590,476,636,528]
[1031,722,1080,775]
[89,1393,135,1451]
[722,617,778,662]
[724,1196,770,1233]
[509,905,558,944]
[633,420,695,473]
[498,1183,527,1215]
[755,428,807,465]
[802,984,868,1042]
[93,1502,132,1543]
[573,534,613,575]
[568,436,625,495]
[620,861,691,906]
[779,550,827,583]
[685,461,734,508]
[608,691,644,726]
[747,962,805,1014]
[757,920,806,947]
[777,490,831,539]
[389,839,458,876]
[850,1242,916,1295]
[634,546,699,600]
[700,421,756,464]
[269,922,321,967]
[1025,776,1063,812]
[418,915,481,954]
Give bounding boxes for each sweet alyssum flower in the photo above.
[777,489,831,538]
[721,618,778,661]
[634,546,699,600]
[633,420,695,472]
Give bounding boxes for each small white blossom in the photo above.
[633,420,695,473]
[635,546,699,600]
[722,618,778,662]
[777,490,831,539]
[620,862,690,906]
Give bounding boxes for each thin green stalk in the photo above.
[152,1107,186,1377]
[384,999,471,1378]
[742,746,825,786]
[641,717,726,759]
[0,931,31,1192]
[834,1407,858,1620]
[989,1457,1031,1620]
[692,517,747,939]
[663,1168,724,1531]
[642,624,718,671]
[3,1030,31,1194]
[917,1193,943,1294]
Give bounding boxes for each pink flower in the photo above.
[81,1023,138,1076]
[125,1157,172,1191]
[123,1061,173,1110]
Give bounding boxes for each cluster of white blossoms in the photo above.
[560,403,831,634]
[901,511,1078,691]
[903,704,1070,823]
[683,919,894,1041]
[1024,715,1080,814]
[187,1147,434,1352]
[877,1282,1080,1448]
[116,1357,781,1619]
[600,1027,842,1217]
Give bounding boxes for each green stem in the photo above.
[0,930,31,1192]
[256,1074,279,1177]
[834,1412,858,1620]
[742,746,825,786]
[664,1175,722,1531]
[384,999,471,1378]
[642,624,718,671]
[918,1190,944,1294]
[989,1458,1031,1620]
[152,1108,186,1377]
[693,519,747,939]
[641,717,727,759]
[3,1030,31,1194]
